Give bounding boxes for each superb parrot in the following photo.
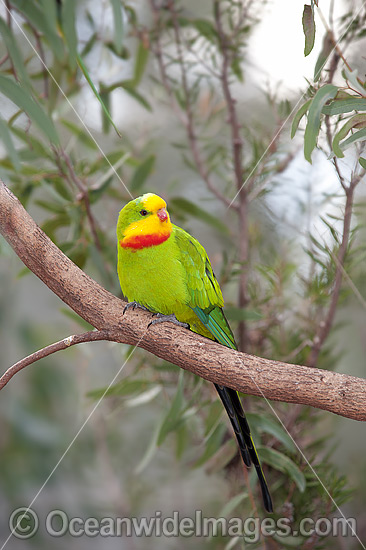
[117,192,273,513]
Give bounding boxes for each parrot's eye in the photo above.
[139,209,148,216]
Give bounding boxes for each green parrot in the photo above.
[117,192,273,513]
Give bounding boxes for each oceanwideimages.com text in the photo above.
[9,508,357,543]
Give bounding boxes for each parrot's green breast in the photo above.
[118,226,217,338]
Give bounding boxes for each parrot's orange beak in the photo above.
[157,207,168,222]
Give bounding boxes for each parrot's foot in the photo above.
[148,313,189,329]
[123,301,149,315]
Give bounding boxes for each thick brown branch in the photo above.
[1,180,366,421]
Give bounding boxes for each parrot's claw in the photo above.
[123,301,149,315]
[148,313,189,329]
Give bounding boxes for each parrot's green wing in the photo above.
[173,225,273,513]
[173,226,236,348]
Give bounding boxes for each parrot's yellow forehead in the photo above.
[140,193,167,212]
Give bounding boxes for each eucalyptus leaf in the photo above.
[322,97,366,116]
[130,155,155,192]
[77,54,122,138]
[157,371,185,446]
[332,114,366,158]
[302,5,315,57]
[304,84,338,163]
[134,41,149,85]
[0,116,21,171]
[291,99,311,139]
[336,127,366,154]
[219,492,249,517]
[10,0,64,61]
[0,75,59,145]
[245,413,297,453]
[110,0,124,55]
[314,33,333,81]
[0,17,32,91]
[170,197,230,235]
[224,307,262,321]
[61,0,78,70]
[258,447,306,492]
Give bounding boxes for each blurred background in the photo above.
[0,0,365,548]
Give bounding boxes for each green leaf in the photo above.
[343,67,366,96]
[245,413,297,453]
[0,75,59,145]
[192,19,217,44]
[332,114,366,158]
[224,307,262,322]
[231,56,243,82]
[314,33,333,81]
[170,197,230,236]
[77,54,122,137]
[194,424,226,468]
[359,157,366,169]
[61,119,98,150]
[0,17,32,91]
[100,87,111,134]
[10,0,64,61]
[130,155,155,192]
[135,415,163,475]
[291,99,311,138]
[125,386,162,408]
[204,400,223,436]
[258,447,306,492]
[134,41,149,85]
[110,0,124,55]
[304,84,338,162]
[157,371,185,446]
[35,199,65,214]
[336,127,366,155]
[322,97,366,116]
[0,116,21,171]
[302,4,316,57]
[39,0,58,29]
[205,439,237,474]
[119,80,152,111]
[11,127,52,158]
[87,379,150,400]
[61,0,78,70]
[219,492,249,517]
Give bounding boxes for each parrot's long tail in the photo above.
[215,384,273,513]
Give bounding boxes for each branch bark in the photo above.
[1,180,366,421]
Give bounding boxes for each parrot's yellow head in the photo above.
[117,193,172,249]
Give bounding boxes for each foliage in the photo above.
[0,1,365,549]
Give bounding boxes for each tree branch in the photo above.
[1,179,366,421]
[0,330,112,390]
[308,171,364,366]
[149,0,237,210]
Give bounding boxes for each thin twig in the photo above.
[149,0,237,210]
[214,0,249,349]
[308,171,364,366]
[0,330,112,390]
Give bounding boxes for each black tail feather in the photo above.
[215,384,273,513]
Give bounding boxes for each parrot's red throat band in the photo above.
[120,232,170,249]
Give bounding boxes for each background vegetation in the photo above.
[0,0,366,548]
